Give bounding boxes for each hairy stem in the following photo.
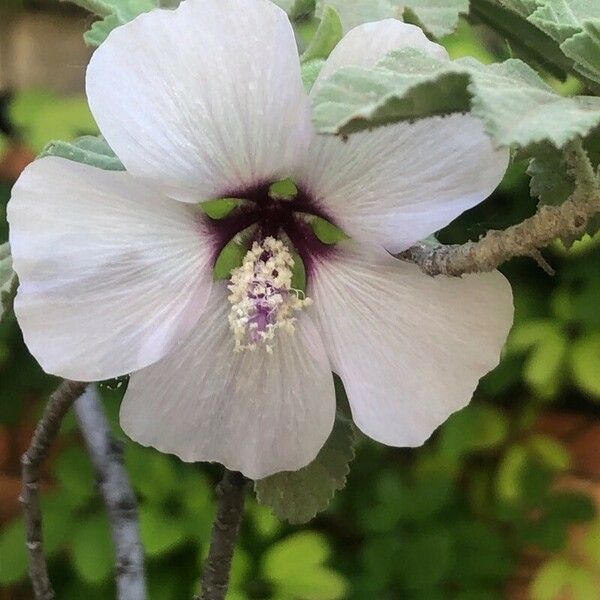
[401,140,600,276]
[75,386,146,600]
[20,380,88,600]
[198,470,248,600]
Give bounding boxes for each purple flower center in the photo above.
[206,182,336,277]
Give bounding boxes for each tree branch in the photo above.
[401,140,600,277]
[20,380,88,600]
[197,470,248,600]
[75,386,146,600]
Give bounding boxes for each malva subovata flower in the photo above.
[8,0,514,479]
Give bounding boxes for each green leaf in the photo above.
[301,5,343,62]
[471,0,574,79]
[528,144,575,206]
[0,243,17,323]
[546,491,596,523]
[199,198,243,220]
[213,240,247,281]
[302,58,326,91]
[310,216,349,244]
[139,505,188,556]
[313,47,600,152]
[67,0,160,47]
[40,136,124,171]
[584,521,600,567]
[316,0,399,32]
[54,446,96,510]
[439,403,509,459]
[532,558,597,600]
[0,519,28,585]
[528,434,571,471]
[70,514,115,584]
[400,0,469,38]
[570,332,600,398]
[262,532,349,600]
[255,411,357,524]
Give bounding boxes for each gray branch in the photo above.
[401,139,600,277]
[197,470,248,600]
[20,379,88,600]
[75,386,147,600]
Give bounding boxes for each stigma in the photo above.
[227,237,312,353]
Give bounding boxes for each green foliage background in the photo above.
[1,2,600,599]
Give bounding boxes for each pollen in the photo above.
[227,237,312,353]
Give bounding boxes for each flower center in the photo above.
[227,237,312,353]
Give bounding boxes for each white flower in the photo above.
[8,0,514,479]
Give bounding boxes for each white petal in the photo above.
[298,114,509,253]
[313,19,448,94]
[8,157,213,381]
[121,284,336,480]
[310,242,513,447]
[87,0,312,202]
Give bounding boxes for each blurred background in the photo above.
[1,2,599,599]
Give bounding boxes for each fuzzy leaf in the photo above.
[400,0,469,38]
[0,243,17,323]
[494,0,600,88]
[302,58,326,91]
[301,5,343,62]
[255,411,357,524]
[313,47,600,152]
[67,0,160,47]
[316,0,466,36]
[40,136,124,171]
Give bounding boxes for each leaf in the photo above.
[471,0,575,79]
[274,0,317,21]
[528,434,571,471]
[315,0,399,32]
[400,0,469,38]
[570,332,600,398]
[583,521,600,567]
[439,403,509,459]
[532,558,597,600]
[301,5,343,62]
[70,514,115,584]
[67,0,160,47]
[255,411,357,524]
[40,136,124,171]
[0,243,17,323]
[0,519,28,585]
[528,144,575,206]
[54,446,96,510]
[262,532,349,600]
[302,58,326,90]
[313,47,600,152]
[139,505,188,556]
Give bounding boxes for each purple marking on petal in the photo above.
[204,182,339,282]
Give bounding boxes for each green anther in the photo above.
[269,178,298,201]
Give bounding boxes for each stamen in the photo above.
[227,237,312,353]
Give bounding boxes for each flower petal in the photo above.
[121,284,336,479]
[313,19,448,94]
[8,157,213,381]
[310,241,513,447]
[298,114,509,253]
[87,0,312,201]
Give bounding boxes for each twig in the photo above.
[20,380,88,600]
[75,386,146,600]
[197,470,248,600]
[401,140,600,277]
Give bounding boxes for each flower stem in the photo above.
[20,379,88,600]
[198,470,248,600]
